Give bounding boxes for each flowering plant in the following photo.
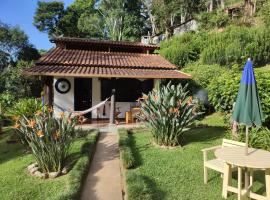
[139,82,199,146]
[14,106,77,173]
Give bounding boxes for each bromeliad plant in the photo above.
[14,107,77,173]
[139,82,199,146]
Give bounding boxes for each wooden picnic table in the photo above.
[215,147,270,200]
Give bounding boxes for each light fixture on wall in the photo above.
[55,78,71,94]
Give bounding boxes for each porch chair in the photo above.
[202,139,245,184]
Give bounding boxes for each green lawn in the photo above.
[0,128,98,200]
[124,114,266,200]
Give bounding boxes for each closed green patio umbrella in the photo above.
[232,59,264,155]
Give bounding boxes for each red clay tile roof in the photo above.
[25,65,190,79]
[36,47,176,70]
[25,38,191,79]
[51,37,158,49]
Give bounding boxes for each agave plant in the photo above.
[14,107,77,173]
[139,82,198,146]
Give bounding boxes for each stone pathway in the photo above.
[80,131,122,200]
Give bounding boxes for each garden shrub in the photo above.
[159,32,206,67]
[227,127,270,151]
[159,26,270,68]
[118,128,135,169]
[201,26,270,67]
[139,82,199,146]
[8,98,42,118]
[197,10,230,30]
[208,69,270,124]
[183,62,226,89]
[14,107,77,173]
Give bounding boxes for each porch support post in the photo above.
[109,78,116,124]
[109,89,116,124]
[43,76,53,106]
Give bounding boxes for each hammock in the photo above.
[53,98,110,117]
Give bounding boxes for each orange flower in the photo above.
[53,130,60,140]
[13,122,20,129]
[60,112,65,119]
[28,119,36,128]
[153,95,158,101]
[187,96,193,105]
[36,130,44,138]
[47,106,53,113]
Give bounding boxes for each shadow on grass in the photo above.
[128,130,151,168]
[0,130,28,164]
[127,172,167,200]
[184,126,226,146]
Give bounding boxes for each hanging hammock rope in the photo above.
[53,97,110,117]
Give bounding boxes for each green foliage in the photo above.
[33,0,146,40]
[228,127,270,151]
[183,62,226,89]
[33,1,65,36]
[0,91,15,111]
[197,11,230,30]
[8,98,42,119]
[259,0,270,27]
[160,26,270,68]
[139,82,198,146]
[118,128,135,169]
[15,108,77,173]
[201,26,270,66]
[1,60,42,98]
[208,69,270,124]
[159,32,205,67]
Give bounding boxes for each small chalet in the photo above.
[24,37,190,123]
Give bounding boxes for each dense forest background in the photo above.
[1,0,270,124]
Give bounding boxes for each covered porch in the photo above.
[24,37,191,124]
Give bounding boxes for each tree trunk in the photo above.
[220,0,225,9]
[209,0,213,12]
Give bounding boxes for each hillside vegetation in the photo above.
[159,1,270,125]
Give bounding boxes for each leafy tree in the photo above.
[1,60,42,98]
[33,0,98,37]
[0,21,40,70]
[99,0,145,41]
[0,21,28,64]
[33,1,65,36]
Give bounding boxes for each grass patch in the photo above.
[118,128,135,169]
[0,128,99,200]
[124,114,266,200]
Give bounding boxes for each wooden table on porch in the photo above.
[215,147,270,200]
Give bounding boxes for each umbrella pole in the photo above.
[245,126,249,155]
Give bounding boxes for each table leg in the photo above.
[222,163,232,199]
[238,167,242,200]
[266,169,270,200]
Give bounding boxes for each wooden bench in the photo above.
[202,139,245,184]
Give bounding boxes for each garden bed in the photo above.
[120,115,266,200]
[0,128,99,200]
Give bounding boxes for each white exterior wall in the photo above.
[53,77,74,117]
[92,78,101,118]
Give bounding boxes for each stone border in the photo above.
[27,162,69,179]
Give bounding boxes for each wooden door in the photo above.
[74,78,92,119]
